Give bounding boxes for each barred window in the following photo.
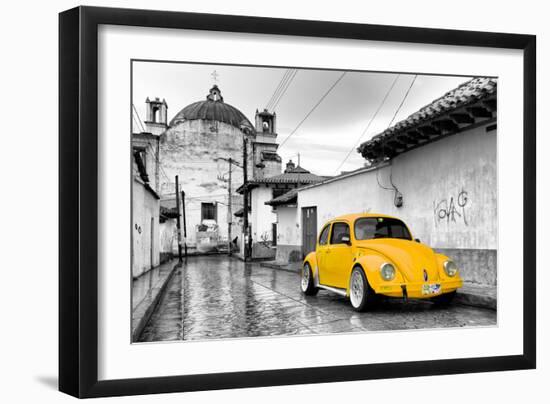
[201,202,217,221]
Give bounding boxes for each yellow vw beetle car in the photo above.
[301,213,463,311]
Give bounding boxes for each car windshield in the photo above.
[354,217,412,241]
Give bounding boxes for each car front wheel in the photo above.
[301,263,319,296]
[349,266,376,311]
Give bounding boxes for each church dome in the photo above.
[169,85,254,130]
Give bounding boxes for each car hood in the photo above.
[356,238,441,282]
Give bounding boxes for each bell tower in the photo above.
[251,109,282,179]
[255,108,276,135]
[144,97,168,136]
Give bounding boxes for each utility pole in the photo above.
[227,158,232,256]
[181,190,188,257]
[174,175,183,262]
[216,156,241,256]
[242,136,250,261]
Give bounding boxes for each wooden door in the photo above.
[150,217,154,269]
[272,223,277,246]
[301,206,317,258]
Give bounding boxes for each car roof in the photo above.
[328,213,400,223]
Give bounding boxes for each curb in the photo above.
[261,263,496,311]
[132,261,181,342]
[259,262,301,273]
[455,290,496,310]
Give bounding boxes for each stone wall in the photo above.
[159,119,250,247]
[435,248,497,286]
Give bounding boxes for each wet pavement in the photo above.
[138,255,496,342]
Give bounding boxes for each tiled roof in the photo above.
[160,206,179,219]
[265,188,299,206]
[256,164,325,184]
[253,170,325,185]
[358,77,497,160]
[286,165,310,174]
[237,165,326,193]
[266,164,380,201]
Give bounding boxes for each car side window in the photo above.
[330,222,350,245]
[319,225,330,246]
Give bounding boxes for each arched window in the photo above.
[152,106,159,123]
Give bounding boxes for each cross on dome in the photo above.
[211,70,219,84]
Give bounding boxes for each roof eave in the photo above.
[359,97,496,161]
[358,78,497,161]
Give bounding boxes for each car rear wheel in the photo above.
[431,290,456,306]
[301,263,319,296]
[349,266,376,311]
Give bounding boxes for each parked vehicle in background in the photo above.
[195,219,219,253]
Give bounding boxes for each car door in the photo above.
[316,223,331,284]
[325,221,353,289]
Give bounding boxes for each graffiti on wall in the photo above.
[433,190,470,226]
[258,231,272,247]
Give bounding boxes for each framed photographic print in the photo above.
[59,6,536,398]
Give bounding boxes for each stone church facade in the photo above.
[142,85,282,251]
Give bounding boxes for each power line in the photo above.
[279,71,347,149]
[270,69,298,111]
[332,74,401,174]
[143,141,171,184]
[374,76,418,196]
[132,134,170,186]
[266,69,293,111]
[130,105,164,180]
[132,115,143,134]
[387,75,417,128]
[132,104,146,133]
[131,104,173,186]
[265,70,290,110]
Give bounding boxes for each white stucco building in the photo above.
[239,160,325,259]
[268,78,497,286]
[132,133,161,278]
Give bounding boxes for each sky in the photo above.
[132,61,470,177]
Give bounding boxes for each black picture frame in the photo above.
[59,6,536,398]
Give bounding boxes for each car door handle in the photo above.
[326,250,331,254]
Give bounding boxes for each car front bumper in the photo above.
[374,279,463,299]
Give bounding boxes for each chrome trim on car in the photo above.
[317,284,348,297]
[313,265,320,287]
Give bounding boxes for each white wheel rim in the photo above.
[301,265,310,292]
[350,271,364,307]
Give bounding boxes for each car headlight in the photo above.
[380,263,396,281]
[444,260,459,277]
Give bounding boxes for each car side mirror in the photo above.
[414,238,421,243]
[341,235,351,245]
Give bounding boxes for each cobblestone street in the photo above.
[138,256,496,342]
